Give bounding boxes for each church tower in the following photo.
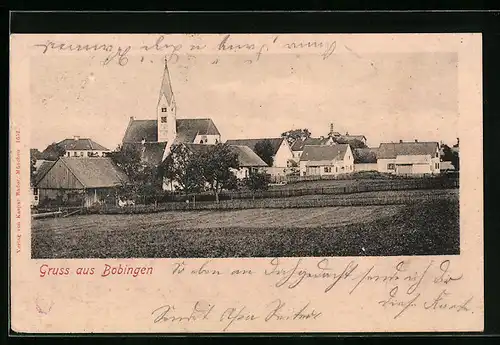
[157,58,177,143]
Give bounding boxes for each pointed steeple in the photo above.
[158,57,174,106]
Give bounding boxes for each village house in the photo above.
[299,144,354,177]
[56,136,112,158]
[224,138,294,176]
[121,59,221,168]
[35,157,129,207]
[290,136,334,162]
[353,147,378,172]
[229,145,269,179]
[377,140,441,175]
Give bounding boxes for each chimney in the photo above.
[399,140,403,143]
[73,135,80,141]
[415,139,418,143]
[329,123,334,135]
[130,116,134,121]
[320,135,324,140]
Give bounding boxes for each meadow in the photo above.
[32,189,459,258]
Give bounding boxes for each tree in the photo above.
[109,144,143,180]
[159,144,206,195]
[451,138,459,171]
[440,144,454,162]
[110,144,164,204]
[281,128,311,145]
[244,171,271,193]
[40,142,66,161]
[201,143,239,203]
[30,149,42,186]
[441,140,459,171]
[254,139,275,166]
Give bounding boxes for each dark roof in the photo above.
[354,148,378,164]
[291,137,331,151]
[122,142,168,166]
[57,138,110,151]
[33,161,56,186]
[175,119,221,143]
[122,118,220,144]
[229,145,268,167]
[57,158,129,188]
[225,138,286,155]
[378,142,439,159]
[299,144,350,162]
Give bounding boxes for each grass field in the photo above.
[32,190,459,258]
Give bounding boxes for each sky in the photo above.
[30,50,459,151]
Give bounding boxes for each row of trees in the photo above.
[110,143,271,204]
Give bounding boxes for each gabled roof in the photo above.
[299,144,350,162]
[56,138,110,151]
[291,137,332,151]
[341,135,366,142]
[378,142,439,159]
[33,160,56,186]
[225,138,286,155]
[53,158,129,188]
[122,118,221,144]
[229,145,268,167]
[354,148,378,164]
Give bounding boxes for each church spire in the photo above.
[157,57,177,144]
[158,57,174,106]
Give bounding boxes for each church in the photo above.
[121,60,222,166]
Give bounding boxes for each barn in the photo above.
[35,157,129,207]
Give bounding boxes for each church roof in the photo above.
[122,118,221,144]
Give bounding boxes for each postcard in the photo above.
[10,33,483,333]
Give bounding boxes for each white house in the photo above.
[57,137,111,158]
[121,59,222,167]
[225,137,294,176]
[290,136,334,162]
[377,141,441,175]
[299,144,354,176]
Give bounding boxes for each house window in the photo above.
[80,152,84,157]
[161,107,167,112]
[435,163,439,169]
[161,116,168,123]
[324,167,331,173]
[335,167,338,173]
[67,152,70,157]
[387,163,395,170]
[73,152,78,157]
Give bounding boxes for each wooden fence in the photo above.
[34,177,458,216]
